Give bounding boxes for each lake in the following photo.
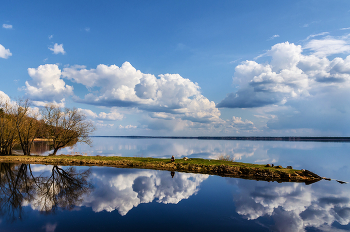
[3,137,350,231]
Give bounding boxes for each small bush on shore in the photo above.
[217,154,235,162]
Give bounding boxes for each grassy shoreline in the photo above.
[0,155,322,184]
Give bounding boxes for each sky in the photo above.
[1,0,350,136]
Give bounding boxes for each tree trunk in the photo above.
[50,147,59,156]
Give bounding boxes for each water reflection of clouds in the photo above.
[231,179,350,231]
[81,166,350,230]
[81,168,208,216]
[7,160,350,231]
[58,138,263,161]
[43,223,57,232]
[56,138,350,181]
[30,164,54,172]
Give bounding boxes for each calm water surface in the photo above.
[3,137,350,231]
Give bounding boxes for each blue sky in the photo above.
[1,0,350,136]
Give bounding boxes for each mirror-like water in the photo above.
[3,138,350,231]
[28,137,350,181]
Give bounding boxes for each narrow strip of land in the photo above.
[0,155,322,184]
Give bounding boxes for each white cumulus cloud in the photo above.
[25,62,257,134]
[62,62,221,124]
[218,35,350,109]
[217,32,350,134]
[304,37,350,57]
[24,64,73,101]
[0,90,11,104]
[78,108,124,121]
[48,43,66,54]
[0,44,12,59]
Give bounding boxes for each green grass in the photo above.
[0,154,302,176]
[42,155,300,173]
[0,154,315,182]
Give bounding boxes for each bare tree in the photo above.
[41,104,95,156]
[0,100,18,155]
[13,99,40,156]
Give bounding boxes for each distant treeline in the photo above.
[93,136,350,142]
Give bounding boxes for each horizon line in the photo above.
[90,136,350,142]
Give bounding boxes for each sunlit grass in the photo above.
[36,154,300,173]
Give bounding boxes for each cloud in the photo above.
[48,35,53,40]
[78,108,124,121]
[304,37,350,57]
[232,179,350,231]
[217,88,282,108]
[268,34,280,40]
[63,62,221,124]
[80,169,208,216]
[304,32,329,41]
[217,42,308,108]
[217,32,350,134]
[267,41,303,71]
[0,44,12,59]
[138,112,258,134]
[30,164,54,173]
[0,91,20,114]
[24,64,73,101]
[48,43,66,54]
[141,117,188,132]
[96,122,115,127]
[230,116,255,128]
[0,91,42,123]
[33,98,66,108]
[119,125,137,129]
[0,91,11,104]
[23,62,257,134]
[55,132,273,159]
[2,24,12,29]
[229,58,242,64]
[85,27,90,32]
[266,88,350,134]
[218,33,350,109]
[42,223,57,232]
[302,21,318,28]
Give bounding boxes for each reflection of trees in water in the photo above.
[0,163,92,221]
[12,140,78,156]
[0,163,35,221]
[31,141,51,155]
[33,166,92,213]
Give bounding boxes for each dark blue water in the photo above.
[2,138,350,231]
